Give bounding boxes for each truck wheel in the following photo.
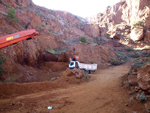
[90,70,95,74]
[85,70,89,74]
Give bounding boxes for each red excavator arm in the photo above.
[0,29,39,49]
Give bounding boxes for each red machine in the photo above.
[0,29,39,49]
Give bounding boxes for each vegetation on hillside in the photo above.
[6,8,18,22]
[80,36,87,43]
[131,58,150,70]
[110,58,125,65]
[132,20,144,28]
[47,48,67,54]
[110,48,150,66]
[0,54,7,76]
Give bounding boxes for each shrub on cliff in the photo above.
[0,54,7,76]
[110,58,125,65]
[6,8,18,22]
[132,20,144,28]
[80,36,87,43]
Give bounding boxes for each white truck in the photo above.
[69,61,97,74]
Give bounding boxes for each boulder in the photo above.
[137,63,150,92]
[130,28,144,41]
[144,30,150,42]
[128,74,138,86]
[113,41,122,47]
[110,33,120,39]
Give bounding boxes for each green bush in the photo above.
[41,24,45,27]
[141,52,150,57]
[15,1,20,6]
[80,36,87,43]
[125,48,134,52]
[132,62,144,69]
[107,6,110,9]
[74,15,78,18]
[6,8,18,22]
[0,54,7,76]
[29,3,33,7]
[136,92,149,102]
[4,76,18,82]
[47,48,67,54]
[133,20,144,28]
[132,58,150,69]
[110,58,125,65]
[47,49,57,54]
[127,54,139,58]
[48,28,52,32]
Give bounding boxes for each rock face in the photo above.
[144,30,150,42]
[130,28,144,41]
[68,43,116,67]
[110,33,120,39]
[81,24,100,38]
[129,63,150,93]
[91,0,150,41]
[137,64,150,92]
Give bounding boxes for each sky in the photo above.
[32,0,121,18]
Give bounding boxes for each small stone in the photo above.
[144,103,148,110]
[125,104,128,106]
[135,86,140,92]
[139,89,142,93]
[130,96,135,103]
[49,69,52,72]
[76,74,81,79]
[77,81,80,84]
[10,103,15,106]
[130,86,135,90]
[51,78,56,81]
[129,91,134,95]
[21,103,24,107]
[17,102,21,106]
[132,72,137,75]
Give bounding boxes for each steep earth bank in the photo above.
[0,0,116,82]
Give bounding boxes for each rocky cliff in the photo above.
[90,0,150,42]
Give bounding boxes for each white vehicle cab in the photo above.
[69,61,97,74]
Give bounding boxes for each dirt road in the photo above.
[0,64,133,113]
